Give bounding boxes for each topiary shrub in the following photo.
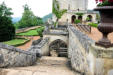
[88,22,98,28]
[74,19,81,24]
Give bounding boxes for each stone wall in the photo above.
[0,43,37,68]
[29,37,50,56]
[68,25,95,75]
[0,37,50,68]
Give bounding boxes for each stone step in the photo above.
[58,51,67,53]
[37,56,69,66]
[0,56,80,75]
[57,50,67,52]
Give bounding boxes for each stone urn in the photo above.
[94,6,113,48]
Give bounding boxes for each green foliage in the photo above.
[17,29,39,36]
[88,22,98,28]
[37,26,45,37]
[17,4,43,29]
[74,19,81,24]
[54,22,58,27]
[52,0,67,21]
[3,38,29,46]
[0,2,15,42]
[16,26,45,37]
[75,13,84,16]
[86,17,90,21]
[96,14,100,21]
[97,1,113,6]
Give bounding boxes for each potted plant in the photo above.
[94,0,113,48]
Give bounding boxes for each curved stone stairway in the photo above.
[0,56,79,75]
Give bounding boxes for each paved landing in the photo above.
[0,56,79,75]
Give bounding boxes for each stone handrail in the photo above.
[0,43,37,68]
[76,24,91,33]
[69,25,94,52]
[0,43,35,55]
[68,25,95,75]
[28,37,49,56]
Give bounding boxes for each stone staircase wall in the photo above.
[28,37,50,56]
[68,25,95,75]
[0,37,49,68]
[0,43,37,68]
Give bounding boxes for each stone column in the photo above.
[90,44,113,75]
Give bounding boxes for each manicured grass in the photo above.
[3,38,29,46]
[16,26,45,36]
[16,29,38,36]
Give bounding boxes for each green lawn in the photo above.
[16,29,39,36]
[16,26,45,36]
[3,39,29,46]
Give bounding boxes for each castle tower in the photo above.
[69,0,88,11]
[53,0,88,11]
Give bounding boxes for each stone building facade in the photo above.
[52,0,97,24]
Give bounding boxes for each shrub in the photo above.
[37,26,45,37]
[75,13,84,16]
[74,19,81,24]
[0,2,15,42]
[88,22,98,28]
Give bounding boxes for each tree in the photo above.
[0,2,15,42]
[52,0,67,25]
[18,4,43,28]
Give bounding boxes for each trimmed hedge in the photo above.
[88,23,98,28]
[16,29,38,36]
[3,38,30,47]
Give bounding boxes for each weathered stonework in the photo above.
[90,44,113,58]
[29,37,50,56]
[52,0,97,24]
[68,25,94,75]
[0,43,37,68]
[90,44,113,75]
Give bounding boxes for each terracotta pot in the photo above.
[94,6,113,48]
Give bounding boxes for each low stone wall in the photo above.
[0,43,37,68]
[68,25,95,75]
[29,37,49,56]
[0,37,49,68]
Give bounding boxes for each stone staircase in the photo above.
[57,49,68,57]
[75,24,91,33]
[0,56,80,75]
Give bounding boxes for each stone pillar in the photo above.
[90,44,113,75]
